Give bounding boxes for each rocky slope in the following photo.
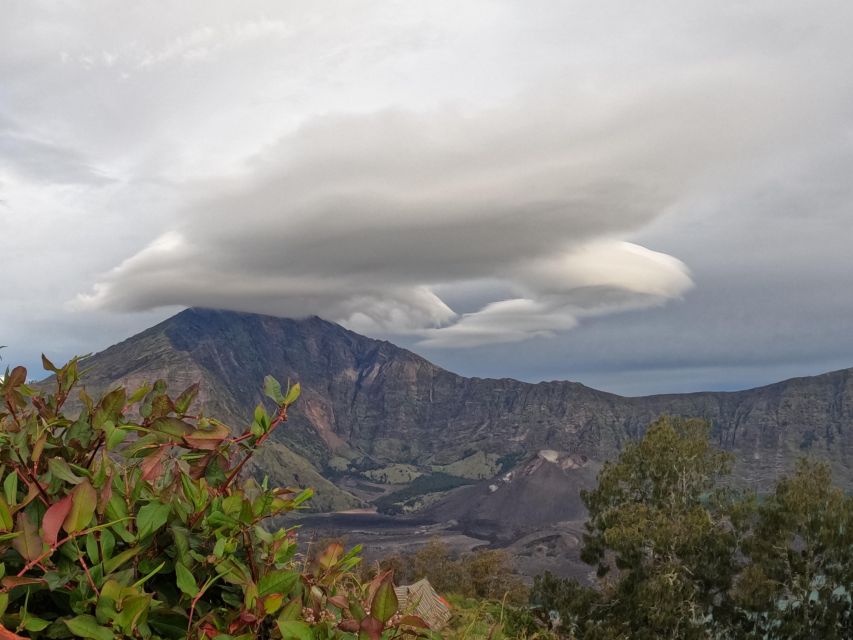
[67,308,853,518]
[426,451,600,542]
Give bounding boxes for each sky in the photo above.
[2,1,853,395]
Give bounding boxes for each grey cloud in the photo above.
[3,0,853,391]
[76,48,829,346]
[75,86,767,342]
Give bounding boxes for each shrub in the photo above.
[0,356,431,639]
[367,540,527,606]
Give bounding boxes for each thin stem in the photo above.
[73,540,100,596]
[84,434,104,469]
[221,405,288,493]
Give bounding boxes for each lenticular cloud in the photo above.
[75,92,714,345]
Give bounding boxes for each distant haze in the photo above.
[2,1,853,395]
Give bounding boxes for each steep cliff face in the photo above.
[71,308,853,494]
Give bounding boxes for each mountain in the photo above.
[69,308,853,525]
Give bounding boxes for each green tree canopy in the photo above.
[580,416,739,639]
[533,416,853,640]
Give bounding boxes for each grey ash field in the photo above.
[62,307,853,578]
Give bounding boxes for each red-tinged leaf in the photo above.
[97,475,112,516]
[12,513,43,562]
[182,436,222,451]
[1,576,45,589]
[140,448,166,483]
[328,595,349,609]
[63,480,97,534]
[5,367,26,388]
[318,542,344,570]
[43,494,73,546]
[41,354,58,373]
[338,619,360,633]
[183,422,230,450]
[31,434,47,463]
[0,622,27,639]
[359,615,384,640]
[399,616,430,629]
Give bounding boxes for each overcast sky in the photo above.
[2,1,853,395]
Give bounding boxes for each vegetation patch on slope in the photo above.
[375,472,475,514]
[432,451,500,479]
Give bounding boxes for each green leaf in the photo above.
[115,594,151,634]
[85,532,99,563]
[127,384,150,404]
[277,620,314,640]
[4,472,18,506]
[49,457,85,485]
[283,382,301,406]
[132,560,165,588]
[147,610,188,639]
[175,561,199,597]
[12,512,43,561]
[0,496,13,531]
[97,387,127,421]
[174,383,200,415]
[149,416,194,437]
[64,614,115,640]
[136,501,170,539]
[23,615,50,631]
[371,575,398,624]
[263,376,284,404]
[63,480,98,533]
[258,570,298,597]
[103,546,142,574]
[100,528,115,560]
[22,614,50,631]
[105,423,128,451]
[278,599,301,622]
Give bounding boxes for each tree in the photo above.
[0,356,430,639]
[530,571,600,637]
[461,550,527,605]
[733,459,853,638]
[578,416,740,639]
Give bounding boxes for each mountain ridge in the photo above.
[65,308,853,518]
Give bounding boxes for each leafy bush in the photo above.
[366,540,527,606]
[0,356,432,639]
[440,594,550,640]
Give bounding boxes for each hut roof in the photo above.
[394,578,452,630]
